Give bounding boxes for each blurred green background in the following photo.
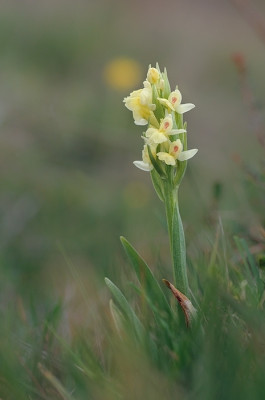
[1,0,265,398]
[1,0,265,373]
[1,0,264,287]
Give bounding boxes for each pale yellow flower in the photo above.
[158,89,195,114]
[147,67,164,90]
[123,81,156,125]
[145,114,186,145]
[157,139,198,166]
[133,144,156,171]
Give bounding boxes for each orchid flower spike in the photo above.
[157,139,198,166]
[158,89,195,114]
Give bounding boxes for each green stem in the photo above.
[164,182,188,296]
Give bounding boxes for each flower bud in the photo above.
[147,67,160,84]
[158,79,165,91]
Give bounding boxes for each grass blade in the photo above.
[105,278,157,358]
[120,236,171,317]
[38,363,76,400]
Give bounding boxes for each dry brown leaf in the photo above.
[163,279,196,327]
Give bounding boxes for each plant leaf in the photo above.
[105,277,145,339]
[109,299,125,337]
[120,237,171,317]
[163,279,196,327]
[38,363,76,400]
[234,236,264,300]
[105,277,157,358]
[147,145,166,179]
[152,83,164,122]
[150,168,164,202]
[161,68,171,99]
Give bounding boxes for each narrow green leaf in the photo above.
[155,62,161,74]
[171,216,188,294]
[38,363,76,400]
[234,236,263,305]
[237,237,263,297]
[105,278,158,359]
[167,191,188,296]
[105,278,146,341]
[147,145,166,179]
[234,236,253,283]
[240,239,260,280]
[152,84,164,122]
[45,321,96,379]
[162,68,171,99]
[120,237,171,317]
[109,299,125,337]
[128,281,175,349]
[150,168,164,202]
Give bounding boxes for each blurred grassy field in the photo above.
[0,0,264,285]
[1,0,265,398]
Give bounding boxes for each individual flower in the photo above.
[123,81,156,125]
[147,66,165,90]
[145,114,186,145]
[158,89,195,114]
[157,139,198,166]
[147,67,160,85]
[133,144,156,171]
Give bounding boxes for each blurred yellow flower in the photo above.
[103,57,143,91]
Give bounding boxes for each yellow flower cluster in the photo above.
[124,65,197,172]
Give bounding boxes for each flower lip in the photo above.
[133,143,156,171]
[156,152,176,166]
[177,148,198,161]
[133,161,153,171]
[156,139,197,166]
[157,89,195,115]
